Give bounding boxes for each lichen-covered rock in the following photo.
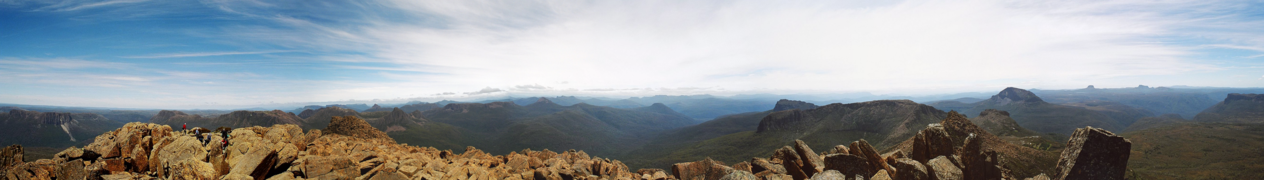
[672,157,735,180]
[927,156,963,180]
[774,146,810,180]
[1054,127,1131,180]
[961,134,1004,180]
[303,155,359,180]
[794,140,825,176]
[718,170,759,180]
[912,124,954,163]
[822,153,872,178]
[849,139,889,176]
[168,159,216,180]
[871,169,892,180]
[892,158,929,180]
[750,158,785,175]
[808,170,844,180]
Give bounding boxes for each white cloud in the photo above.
[302,0,1226,94]
[123,50,293,58]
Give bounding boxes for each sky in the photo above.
[1,0,1263,109]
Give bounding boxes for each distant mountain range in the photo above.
[0,108,123,149]
[930,87,1128,135]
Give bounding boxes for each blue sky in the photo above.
[1,0,1262,109]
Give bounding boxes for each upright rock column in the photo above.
[1054,126,1131,180]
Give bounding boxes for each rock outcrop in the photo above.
[1053,127,1131,180]
[0,145,21,170]
[324,116,394,143]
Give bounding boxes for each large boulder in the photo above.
[718,170,758,180]
[774,146,810,180]
[302,156,360,179]
[822,154,871,178]
[926,156,963,180]
[151,136,209,177]
[891,158,929,180]
[849,139,889,175]
[169,159,217,180]
[961,134,1005,180]
[808,170,844,180]
[793,140,824,176]
[1054,127,1131,180]
[671,158,735,180]
[228,142,279,180]
[750,158,786,175]
[912,124,954,163]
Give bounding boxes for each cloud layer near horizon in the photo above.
[2,0,1263,108]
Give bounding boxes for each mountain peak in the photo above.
[532,97,557,105]
[773,99,818,111]
[988,87,1045,105]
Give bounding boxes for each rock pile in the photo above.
[667,112,1133,180]
[1,112,1133,180]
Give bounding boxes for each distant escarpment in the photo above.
[1192,93,1264,123]
[0,111,1132,180]
[772,99,818,112]
[0,109,122,148]
[148,109,306,129]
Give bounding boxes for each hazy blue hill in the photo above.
[408,98,696,156]
[499,110,632,155]
[1192,93,1264,123]
[621,111,771,169]
[149,109,307,129]
[942,87,1125,135]
[1030,86,1264,119]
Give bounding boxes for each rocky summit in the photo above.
[0,113,1133,180]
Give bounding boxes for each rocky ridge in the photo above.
[1,113,1132,180]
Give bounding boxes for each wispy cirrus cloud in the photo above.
[122,50,294,58]
[31,0,150,12]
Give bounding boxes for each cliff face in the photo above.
[772,99,818,112]
[1192,93,1264,123]
[0,109,123,146]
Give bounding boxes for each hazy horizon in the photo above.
[3,0,1263,109]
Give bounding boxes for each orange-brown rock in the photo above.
[324,116,395,143]
[0,145,22,170]
[793,140,824,177]
[671,158,734,180]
